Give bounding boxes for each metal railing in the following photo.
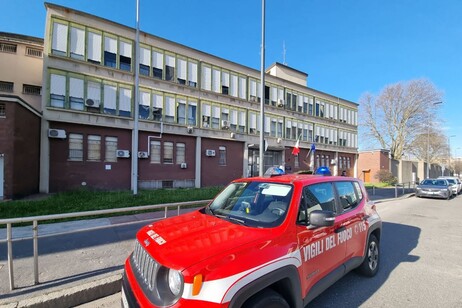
[367,182,416,198]
[0,200,210,291]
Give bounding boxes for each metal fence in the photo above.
[0,200,210,291]
[367,182,416,199]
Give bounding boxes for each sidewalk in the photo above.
[0,190,414,307]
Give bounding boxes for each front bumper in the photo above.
[416,190,449,199]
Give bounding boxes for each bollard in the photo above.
[395,184,398,198]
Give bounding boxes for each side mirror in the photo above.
[309,210,335,227]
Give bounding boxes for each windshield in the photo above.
[207,181,293,228]
[422,179,447,186]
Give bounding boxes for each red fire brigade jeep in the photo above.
[122,171,382,307]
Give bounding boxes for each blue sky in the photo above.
[2,0,462,154]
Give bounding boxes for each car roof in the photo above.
[233,174,360,186]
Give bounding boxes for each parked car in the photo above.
[416,178,452,199]
[122,169,382,307]
[438,176,462,195]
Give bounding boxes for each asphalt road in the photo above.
[79,195,462,308]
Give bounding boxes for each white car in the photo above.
[438,176,461,195]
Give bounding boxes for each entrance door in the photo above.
[0,155,4,199]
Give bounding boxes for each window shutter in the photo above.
[87,32,102,62]
[52,22,68,53]
[69,78,84,98]
[70,27,84,56]
[50,74,66,95]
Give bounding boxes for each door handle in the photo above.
[335,226,346,233]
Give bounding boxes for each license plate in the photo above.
[121,288,129,308]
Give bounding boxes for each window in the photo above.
[26,47,42,58]
[164,96,175,123]
[104,36,117,68]
[0,81,14,93]
[0,43,17,53]
[201,65,211,91]
[188,100,197,126]
[165,54,175,81]
[119,87,132,117]
[139,91,150,119]
[334,181,359,211]
[221,71,229,95]
[152,50,163,79]
[188,61,198,87]
[105,136,118,162]
[177,58,186,84]
[69,77,84,110]
[70,26,85,60]
[177,99,186,124]
[87,135,101,161]
[176,143,185,164]
[119,40,132,71]
[163,142,173,163]
[87,31,102,64]
[68,133,83,161]
[0,103,5,117]
[51,22,68,56]
[152,93,163,121]
[140,47,150,76]
[23,84,41,95]
[87,81,101,109]
[202,103,211,128]
[50,74,66,108]
[219,146,227,166]
[150,141,161,164]
[298,182,335,224]
[211,106,220,129]
[103,84,117,115]
[212,68,221,93]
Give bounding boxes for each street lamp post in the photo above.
[448,135,456,175]
[426,101,443,178]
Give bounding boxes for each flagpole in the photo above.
[258,0,266,176]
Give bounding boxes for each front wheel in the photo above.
[356,234,379,277]
[242,289,290,308]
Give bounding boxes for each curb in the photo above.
[372,193,415,204]
[2,272,122,308]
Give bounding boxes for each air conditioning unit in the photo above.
[221,120,230,130]
[116,150,130,158]
[180,162,187,169]
[138,151,149,159]
[48,129,66,139]
[85,98,100,108]
[277,99,285,107]
[205,149,216,157]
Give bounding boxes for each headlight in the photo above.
[168,269,183,296]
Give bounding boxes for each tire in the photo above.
[356,234,379,277]
[242,289,290,308]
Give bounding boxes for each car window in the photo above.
[334,181,359,211]
[298,182,336,224]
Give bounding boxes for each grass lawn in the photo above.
[0,187,223,221]
[364,182,390,189]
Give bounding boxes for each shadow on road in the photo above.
[308,221,421,307]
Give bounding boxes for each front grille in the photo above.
[132,241,160,291]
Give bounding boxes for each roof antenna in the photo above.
[282,40,287,65]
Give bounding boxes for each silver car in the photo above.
[438,176,461,195]
[416,179,452,199]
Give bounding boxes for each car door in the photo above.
[333,181,368,262]
[296,182,347,298]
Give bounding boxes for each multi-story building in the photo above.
[40,3,359,193]
[0,32,43,199]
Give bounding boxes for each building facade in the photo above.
[0,32,43,199]
[40,3,359,193]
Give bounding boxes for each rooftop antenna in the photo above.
[282,40,287,65]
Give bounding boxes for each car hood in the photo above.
[135,210,272,270]
[417,185,448,189]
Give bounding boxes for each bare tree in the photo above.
[359,79,442,159]
[409,129,448,164]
